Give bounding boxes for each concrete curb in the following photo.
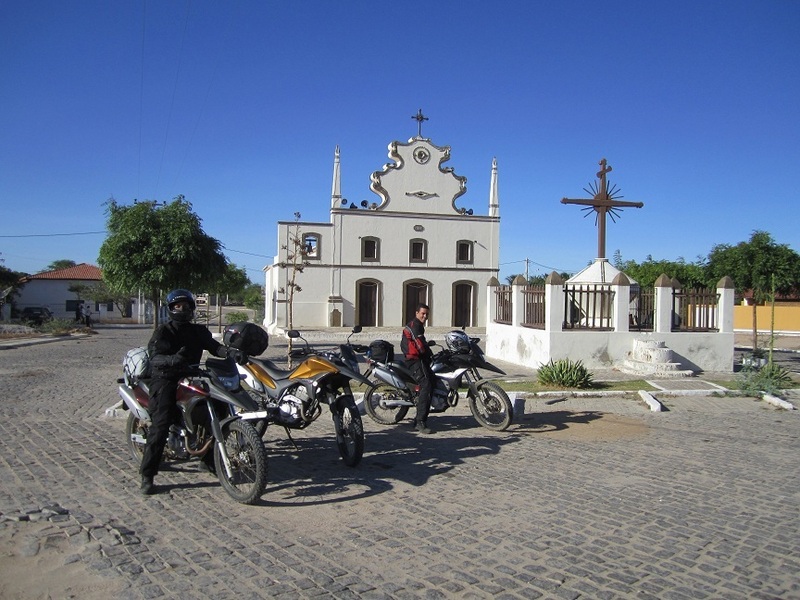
[761,393,796,410]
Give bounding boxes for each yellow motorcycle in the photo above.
[225,324,369,467]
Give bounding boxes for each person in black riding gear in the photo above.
[400,303,434,434]
[139,289,246,496]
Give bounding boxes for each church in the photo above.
[263,114,501,332]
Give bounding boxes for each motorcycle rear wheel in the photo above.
[126,412,148,462]
[332,397,364,467]
[363,382,411,425]
[214,420,268,504]
[469,381,513,431]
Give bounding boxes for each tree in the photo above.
[45,260,77,272]
[243,283,265,323]
[706,230,800,350]
[208,263,250,332]
[0,255,25,313]
[69,280,132,318]
[98,196,228,328]
[612,254,708,289]
[277,212,310,333]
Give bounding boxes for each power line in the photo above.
[0,231,106,238]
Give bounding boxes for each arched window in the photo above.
[361,236,380,261]
[456,240,474,264]
[302,233,320,259]
[409,238,427,263]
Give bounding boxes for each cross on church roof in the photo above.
[560,158,644,259]
[412,109,428,138]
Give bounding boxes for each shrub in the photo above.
[537,358,594,389]
[38,318,80,335]
[737,362,793,397]
[225,311,249,325]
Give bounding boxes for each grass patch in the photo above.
[493,378,658,393]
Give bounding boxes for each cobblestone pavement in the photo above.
[1,326,799,599]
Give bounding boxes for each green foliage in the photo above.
[706,230,800,301]
[243,284,265,322]
[536,358,594,389]
[737,362,793,397]
[98,196,228,326]
[37,318,81,335]
[45,260,77,272]
[613,253,708,288]
[225,311,249,324]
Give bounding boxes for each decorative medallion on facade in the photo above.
[369,111,468,215]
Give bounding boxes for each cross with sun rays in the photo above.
[561,158,644,259]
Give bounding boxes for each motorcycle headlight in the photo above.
[217,374,242,391]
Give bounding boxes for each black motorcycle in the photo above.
[362,330,514,431]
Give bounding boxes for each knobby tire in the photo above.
[469,381,513,431]
[214,419,268,504]
[363,382,411,425]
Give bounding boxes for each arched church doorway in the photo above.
[404,280,430,325]
[453,282,475,327]
[356,280,379,327]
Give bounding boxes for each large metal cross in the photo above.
[561,158,644,259]
[412,109,428,138]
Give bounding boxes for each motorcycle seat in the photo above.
[389,360,416,379]
[249,357,293,380]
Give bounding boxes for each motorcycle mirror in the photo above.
[287,330,300,339]
[352,325,362,334]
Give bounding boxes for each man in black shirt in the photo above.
[139,289,243,495]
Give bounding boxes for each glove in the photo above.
[227,348,247,365]
[168,354,188,369]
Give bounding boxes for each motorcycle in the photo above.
[362,330,514,431]
[230,325,371,467]
[118,353,269,505]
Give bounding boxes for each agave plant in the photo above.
[537,358,594,389]
[738,362,793,397]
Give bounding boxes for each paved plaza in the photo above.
[1,326,798,599]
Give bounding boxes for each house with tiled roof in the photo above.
[12,263,111,321]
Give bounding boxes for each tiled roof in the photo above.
[22,263,103,282]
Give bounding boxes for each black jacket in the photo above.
[148,320,224,379]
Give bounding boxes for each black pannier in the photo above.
[223,322,269,356]
[368,339,394,364]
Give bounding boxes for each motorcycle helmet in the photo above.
[444,330,471,354]
[166,288,196,323]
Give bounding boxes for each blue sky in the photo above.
[1,1,798,283]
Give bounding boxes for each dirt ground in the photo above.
[0,521,124,599]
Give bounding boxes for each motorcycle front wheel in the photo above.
[469,381,513,431]
[363,382,411,425]
[214,419,268,505]
[332,397,364,467]
[126,412,148,462]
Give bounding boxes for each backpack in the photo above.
[368,340,394,364]
[123,346,150,384]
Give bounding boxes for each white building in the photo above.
[264,132,501,332]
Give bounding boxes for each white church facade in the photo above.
[263,127,500,332]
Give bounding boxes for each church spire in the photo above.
[330,145,342,210]
[489,157,499,218]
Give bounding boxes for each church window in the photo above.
[410,239,427,263]
[457,240,474,264]
[302,233,320,259]
[362,237,380,261]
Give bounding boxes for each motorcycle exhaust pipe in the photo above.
[118,384,149,421]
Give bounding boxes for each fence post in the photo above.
[487,276,500,323]
[612,273,630,332]
[654,273,673,333]
[511,275,526,327]
[545,271,565,331]
[717,276,735,333]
